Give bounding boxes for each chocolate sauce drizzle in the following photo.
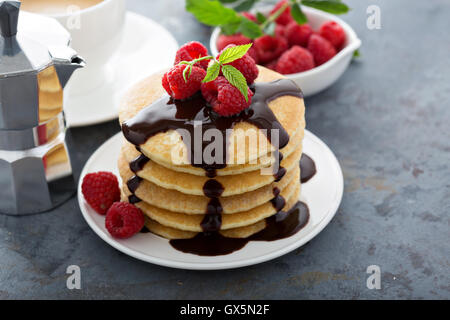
[203,179,224,198]
[201,179,224,232]
[130,154,150,173]
[121,79,312,255]
[126,154,150,204]
[270,187,286,212]
[122,79,302,174]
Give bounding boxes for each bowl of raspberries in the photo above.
[210,4,361,97]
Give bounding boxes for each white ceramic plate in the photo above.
[64,12,178,127]
[78,130,343,270]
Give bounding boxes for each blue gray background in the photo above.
[0,0,449,299]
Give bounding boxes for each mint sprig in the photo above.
[186,0,240,26]
[301,0,349,15]
[221,65,249,101]
[179,56,214,83]
[176,44,252,102]
[291,3,307,25]
[203,61,221,83]
[186,0,262,39]
[186,0,350,39]
[219,43,252,64]
[202,43,252,102]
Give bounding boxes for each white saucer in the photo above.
[64,12,178,127]
[78,130,344,270]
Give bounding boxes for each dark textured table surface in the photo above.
[1,0,449,299]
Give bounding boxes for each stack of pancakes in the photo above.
[118,67,305,240]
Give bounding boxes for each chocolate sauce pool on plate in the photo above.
[170,155,316,256]
[170,201,310,256]
[300,154,317,183]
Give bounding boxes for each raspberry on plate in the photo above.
[82,171,120,215]
[307,34,337,66]
[285,22,313,47]
[254,35,288,64]
[217,34,252,52]
[276,45,314,74]
[174,41,210,70]
[105,202,145,239]
[201,76,253,117]
[217,45,259,84]
[270,0,293,26]
[319,21,346,50]
[162,64,206,100]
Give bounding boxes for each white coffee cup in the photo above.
[24,0,126,95]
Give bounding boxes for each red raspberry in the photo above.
[242,12,257,22]
[162,65,206,100]
[319,21,346,50]
[276,46,314,74]
[174,41,210,70]
[285,22,313,47]
[247,46,259,64]
[264,59,278,71]
[253,35,288,63]
[82,171,120,215]
[105,202,145,239]
[275,24,287,39]
[270,1,293,26]
[201,76,253,117]
[217,34,252,52]
[307,34,336,66]
[217,45,259,84]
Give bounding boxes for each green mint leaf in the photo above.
[219,43,252,64]
[203,62,221,83]
[182,65,191,83]
[291,3,308,24]
[263,22,276,36]
[234,0,257,12]
[301,0,349,15]
[221,20,241,35]
[186,0,241,26]
[222,64,249,102]
[239,18,263,39]
[218,0,239,3]
[256,12,267,24]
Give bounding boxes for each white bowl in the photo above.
[210,6,361,97]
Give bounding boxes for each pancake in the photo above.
[127,123,304,177]
[144,217,267,240]
[120,141,302,197]
[119,153,300,214]
[119,66,305,168]
[127,178,300,232]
